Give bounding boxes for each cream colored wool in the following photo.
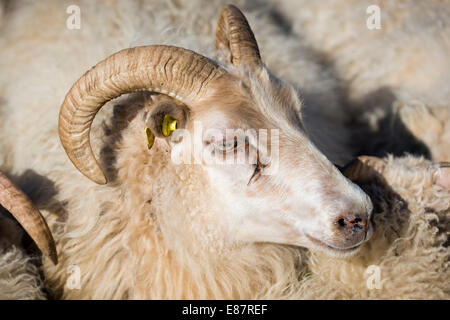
[273,0,450,107]
[0,0,448,299]
[0,215,46,300]
[273,0,450,160]
[0,246,46,300]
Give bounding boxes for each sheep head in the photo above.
[58,5,373,257]
[0,172,57,264]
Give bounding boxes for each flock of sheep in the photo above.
[0,0,448,299]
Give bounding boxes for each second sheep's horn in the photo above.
[58,45,230,184]
[0,172,57,264]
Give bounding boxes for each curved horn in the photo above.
[0,172,57,264]
[59,45,228,184]
[215,4,262,67]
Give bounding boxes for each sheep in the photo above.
[272,0,450,161]
[0,171,56,299]
[0,0,373,299]
[0,0,447,300]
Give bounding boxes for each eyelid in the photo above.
[210,135,262,162]
[214,136,241,151]
[213,139,234,154]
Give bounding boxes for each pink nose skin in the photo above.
[334,213,369,248]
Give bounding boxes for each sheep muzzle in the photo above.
[0,172,57,264]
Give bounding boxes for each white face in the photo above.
[169,104,373,257]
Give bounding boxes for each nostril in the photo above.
[337,218,346,227]
[350,215,366,227]
[337,214,367,230]
[353,223,363,231]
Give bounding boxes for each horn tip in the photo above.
[92,174,107,185]
[75,165,107,185]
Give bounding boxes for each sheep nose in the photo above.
[335,213,369,245]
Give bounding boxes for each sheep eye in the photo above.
[215,138,238,153]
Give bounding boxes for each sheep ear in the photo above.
[145,95,187,139]
[433,163,450,190]
[341,156,386,183]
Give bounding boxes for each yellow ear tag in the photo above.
[145,127,155,149]
[162,114,178,137]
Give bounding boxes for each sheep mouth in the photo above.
[305,234,363,253]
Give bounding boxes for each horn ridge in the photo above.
[58,45,228,184]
